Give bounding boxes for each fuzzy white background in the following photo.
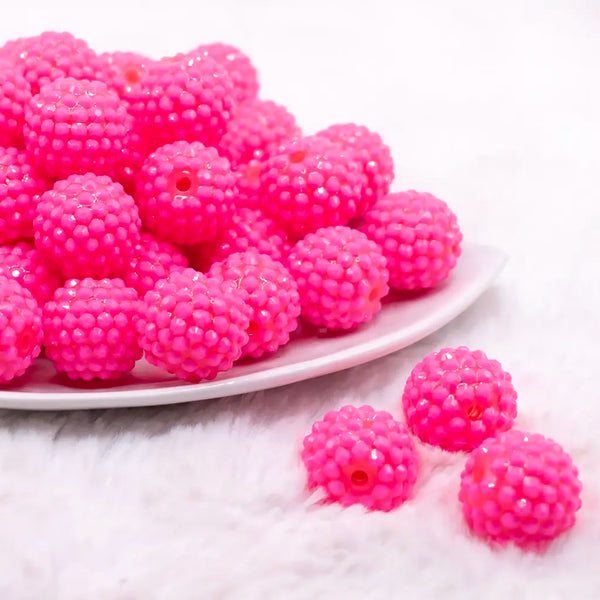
[1,1,599,598]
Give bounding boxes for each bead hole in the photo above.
[467,404,484,420]
[351,469,369,488]
[290,151,306,163]
[176,176,192,192]
[124,67,142,84]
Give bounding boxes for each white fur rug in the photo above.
[1,1,599,598]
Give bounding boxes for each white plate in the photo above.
[0,243,507,411]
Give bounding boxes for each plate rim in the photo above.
[0,243,508,409]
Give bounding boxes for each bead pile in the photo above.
[0,30,463,385]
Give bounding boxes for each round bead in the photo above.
[259,135,365,241]
[302,405,419,511]
[33,173,141,279]
[318,123,394,216]
[0,275,43,382]
[361,190,462,290]
[402,346,518,452]
[209,250,300,358]
[24,77,133,179]
[43,278,142,380]
[182,43,259,104]
[137,268,251,382]
[135,141,236,246]
[218,99,300,167]
[459,430,583,548]
[287,225,389,330]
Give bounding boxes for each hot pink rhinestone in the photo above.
[0,240,62,305]
[137,268,251,382]
[459,430,583,549]
[182,43,259,104]
[209,250,300,358]
[318,123,394,216]
[402,346,518,452]
[260,135,365,241]
[24,77,133,179]
[43,277,142,381]
[0,65,32,149]
[0,32,97,95]
[361,190,462,290]
[135,141,236,246]
[218,99,301,167]
[0,275,43,382]
[287,225,389,330]
[187,207,289,272]
[302,405,419,511]
[130,55,234,151]
[123,233,188,297]
[33,173,141,279]
[0,147,51,244]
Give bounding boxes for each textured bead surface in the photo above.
[234,159,264,209]
[218,99,300,167]
[43,278,142,380]
[135,141,236,246]
[209,250,300,358]
[361,190,462,290]
[302,405,419,511]
[24,77,133,179]
[33,173,141,279]
[188,207,289,272]
[0,241,62,305]
[287,225,389,330]
[0,66,32,149]
[0,146,51,244]
[0,32,96,94]
[0,275,43,382]
[318,123,394,216]
[137,268,251,382]
[402,346,518,452]
[260,136,365,240]
[459,430,583,548]
[93,51,153,103]
[131,56,234,151]
[123,233,188,297]
[184,43,259,104]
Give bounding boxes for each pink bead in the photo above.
[0,241,62,305]
[218,99,301,167]
[318,123,394,216]
[0,146,52,244]
[33,173,141,279]
[92,51,153,103]
[0,31,97,95]
[123,233,188,297]
[259,135,366,241]
[287,225,389,330]
[402,346,518,452]
[209,250,300,358]
[43,278,142,380]
[361,190,463,290]
[302,405,419,511]
[180,43,259,104]
[24,77,133,179]
[187,207,290,272]
[137,268,251,382]
[135,141,236,246]
[0,275,42,382]
[0,65,32,149]
[459,430,583,549]
[233,159,264,209]
[130,55,234,151]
